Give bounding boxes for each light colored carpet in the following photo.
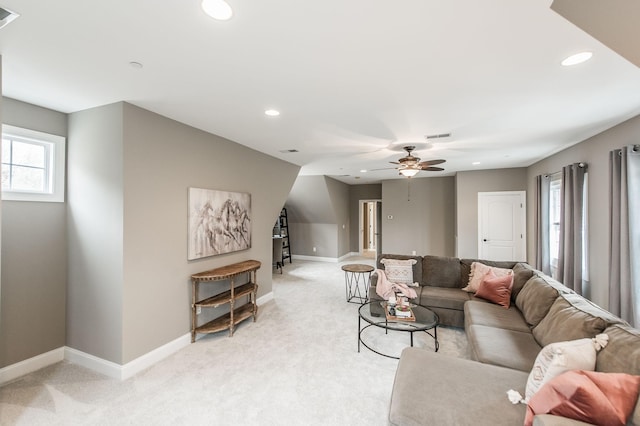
[0,257,470,425]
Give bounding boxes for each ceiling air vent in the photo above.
[0,6,19,29]
[425,133,451,140]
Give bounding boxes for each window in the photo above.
[548,174,562,279]
[1,125,65,202]
[547,170,589,285]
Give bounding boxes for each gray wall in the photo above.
[285,176,350,258]
[455,168,528,259]
[67,102,300,364]
[326,177,350,257]
[67,103,125,363]
[381,177,455,256]
[526,114,640,309]
[0,97,68,368]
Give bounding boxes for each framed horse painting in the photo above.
[188,187,251,260]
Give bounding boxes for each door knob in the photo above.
[483,239,488,242]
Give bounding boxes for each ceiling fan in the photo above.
[381,145,446,177]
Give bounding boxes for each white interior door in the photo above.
[478,191,526,261]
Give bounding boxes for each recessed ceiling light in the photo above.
[360,170,367,173]
[0,6,20,29]
[201,0,233,20]
[561,51,593,66]
[472,161,481,165]
[129,61,143,69]
[265,109,280,117]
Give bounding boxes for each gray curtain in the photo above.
[535,175,551,275]
[557,163,587,295]
[609,145,640,327]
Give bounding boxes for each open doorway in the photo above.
[359,200,382,259]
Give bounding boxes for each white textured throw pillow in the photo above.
[524,334,609,401]
[380,258,416,285]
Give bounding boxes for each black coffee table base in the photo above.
[358,317,439,359]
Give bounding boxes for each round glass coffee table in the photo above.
[358,301,439,359]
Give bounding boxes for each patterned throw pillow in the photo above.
[525,334,609,401]
[462,261,513,293]
[380,258,417,285]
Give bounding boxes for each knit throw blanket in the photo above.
[374,269,418,300]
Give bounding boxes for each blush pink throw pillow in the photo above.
[524,370,640,426]
[475,270,514,308]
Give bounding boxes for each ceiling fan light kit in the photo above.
[399,168,420,177]
[390,146,446,178]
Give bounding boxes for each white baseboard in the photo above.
[65,333,191,380]
[292,254,338,262]
[0,347,65,386]
[64,346,123,380]
[257,291,274,305]
[292,252,361,263]
[3,293,274,384]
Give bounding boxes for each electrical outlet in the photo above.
[196,306,202,315]
[313,247,317,252]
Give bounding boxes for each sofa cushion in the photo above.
[464,300,530,333]
[419,286,471,311]
[467,324,541,372]
[422,255,461,288]
[512,262,535,301]
[377,254,422,284]
[460,258,518,288]
[532,296,608,347]
[597,324,640,375]
[389,348,528,426]
[475,271,514,308]
[531,414,595,426]
[515,276,561,328]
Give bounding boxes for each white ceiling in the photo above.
[1,0,639,184]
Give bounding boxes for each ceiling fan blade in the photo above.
[389,161,401,165]
[420,166,445,171]
[369,167,396,171]
[418,159,446,167]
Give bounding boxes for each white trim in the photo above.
[291,252,361,263]
[1,124,66,203]
[257,291,274,305]
[120,334,191,380]
[64,346,123,380]
[65,333,191,380]
[292,254,338,263]
[0,347,64,386]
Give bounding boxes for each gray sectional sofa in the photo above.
[369,253,640,426]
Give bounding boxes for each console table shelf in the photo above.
[190,260,261,342]
[195,303,257,335]
[195,282,257,308]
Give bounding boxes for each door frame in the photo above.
[477,191,526,261]
[358,199,382,257]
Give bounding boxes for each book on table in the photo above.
[386,304,415,321]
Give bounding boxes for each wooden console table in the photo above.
[190,259,261,342]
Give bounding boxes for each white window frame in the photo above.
[1,124,66,202]
[548,173,562,279]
